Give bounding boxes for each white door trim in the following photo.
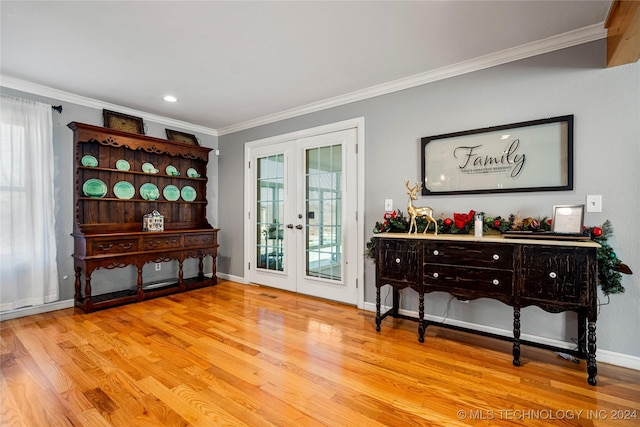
[244,117,365,309]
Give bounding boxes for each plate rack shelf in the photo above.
[69,122,219,312]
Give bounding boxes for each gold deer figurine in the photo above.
[405,180,438,235]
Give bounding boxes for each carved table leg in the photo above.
[376,286,381,332]
[512,307,521,367]
[178,259,185,290]
[136,265,144,300]
[198,254,204,280]
[84,270,93,312]
[587,321,597,385]
[74,267,82,302]
[418,292,425,343]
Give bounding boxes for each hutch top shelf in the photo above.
[69,122,213,235]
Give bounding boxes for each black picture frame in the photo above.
[165,129,199,146]
[102,110,145,135]
[421,115,573,195]
[552,204,584,234]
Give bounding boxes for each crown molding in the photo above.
[1,22,607,138]
[218,23,607,136]
[0,75,219,137]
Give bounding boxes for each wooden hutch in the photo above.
[69,122,219,312]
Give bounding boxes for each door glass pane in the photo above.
[305,145,342,281]
[256,154,284,271]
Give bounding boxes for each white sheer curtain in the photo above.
[0,95,59,311]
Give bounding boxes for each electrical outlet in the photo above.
[384,199,393,211]
[155,263,161,271]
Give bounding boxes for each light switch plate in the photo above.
[586,195,602,212]
[384,199,393,211]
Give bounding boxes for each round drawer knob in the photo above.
[433,272,439,278]
[395,258,401,264]
[433,250,439,256]
[493,254,500,260]
[549,272,557,279]
[493,279,500,286]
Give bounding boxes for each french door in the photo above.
[246,126,360,305]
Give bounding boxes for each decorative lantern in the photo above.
[142,210,164,232]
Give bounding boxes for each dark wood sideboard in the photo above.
[70,122,219,313]
[374,233,600,385]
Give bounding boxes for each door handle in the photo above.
[295,224,303,230]
[286,224,294,229]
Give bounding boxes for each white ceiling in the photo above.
[1,1,613,135]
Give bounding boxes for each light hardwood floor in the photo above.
[1,281,639,426]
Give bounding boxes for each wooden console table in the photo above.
[374,233,600,385]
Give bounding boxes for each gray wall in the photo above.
[0,86,219,301]
[2,39,637,360]
[218,40,640,358]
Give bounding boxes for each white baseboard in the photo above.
[215,272,248,284]
[0,299,75,322]
[0,275,241,322]
[364,302,640,371]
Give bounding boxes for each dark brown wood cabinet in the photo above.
[69,122,219,313]
[374,233,599,385]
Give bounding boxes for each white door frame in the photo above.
[244,117,365,309]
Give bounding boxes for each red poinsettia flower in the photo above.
[453,210,476,229]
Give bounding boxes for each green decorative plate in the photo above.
[165,165,179,176]
[82,178,107,198]
[140,183,160,200]
[186,167,200,178]
[163,185,180,201]
[181,185,196,202]
[81,155,98,167]
[113,181,135,199]
[142,162,158,174]
[116,159,130,171]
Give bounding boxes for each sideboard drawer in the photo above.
[90,238,138,255]
[376,239,421,285]
[424,242,513,270]
[520,246,591,305]
[424,265,514,295]
[184,233,215,247]
[143,235,181,250]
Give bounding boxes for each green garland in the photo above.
[368,211,632,295]
[592,220,631,295]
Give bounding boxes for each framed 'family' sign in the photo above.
[421,115,573,195]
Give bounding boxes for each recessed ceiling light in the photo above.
[163,95,178,103]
